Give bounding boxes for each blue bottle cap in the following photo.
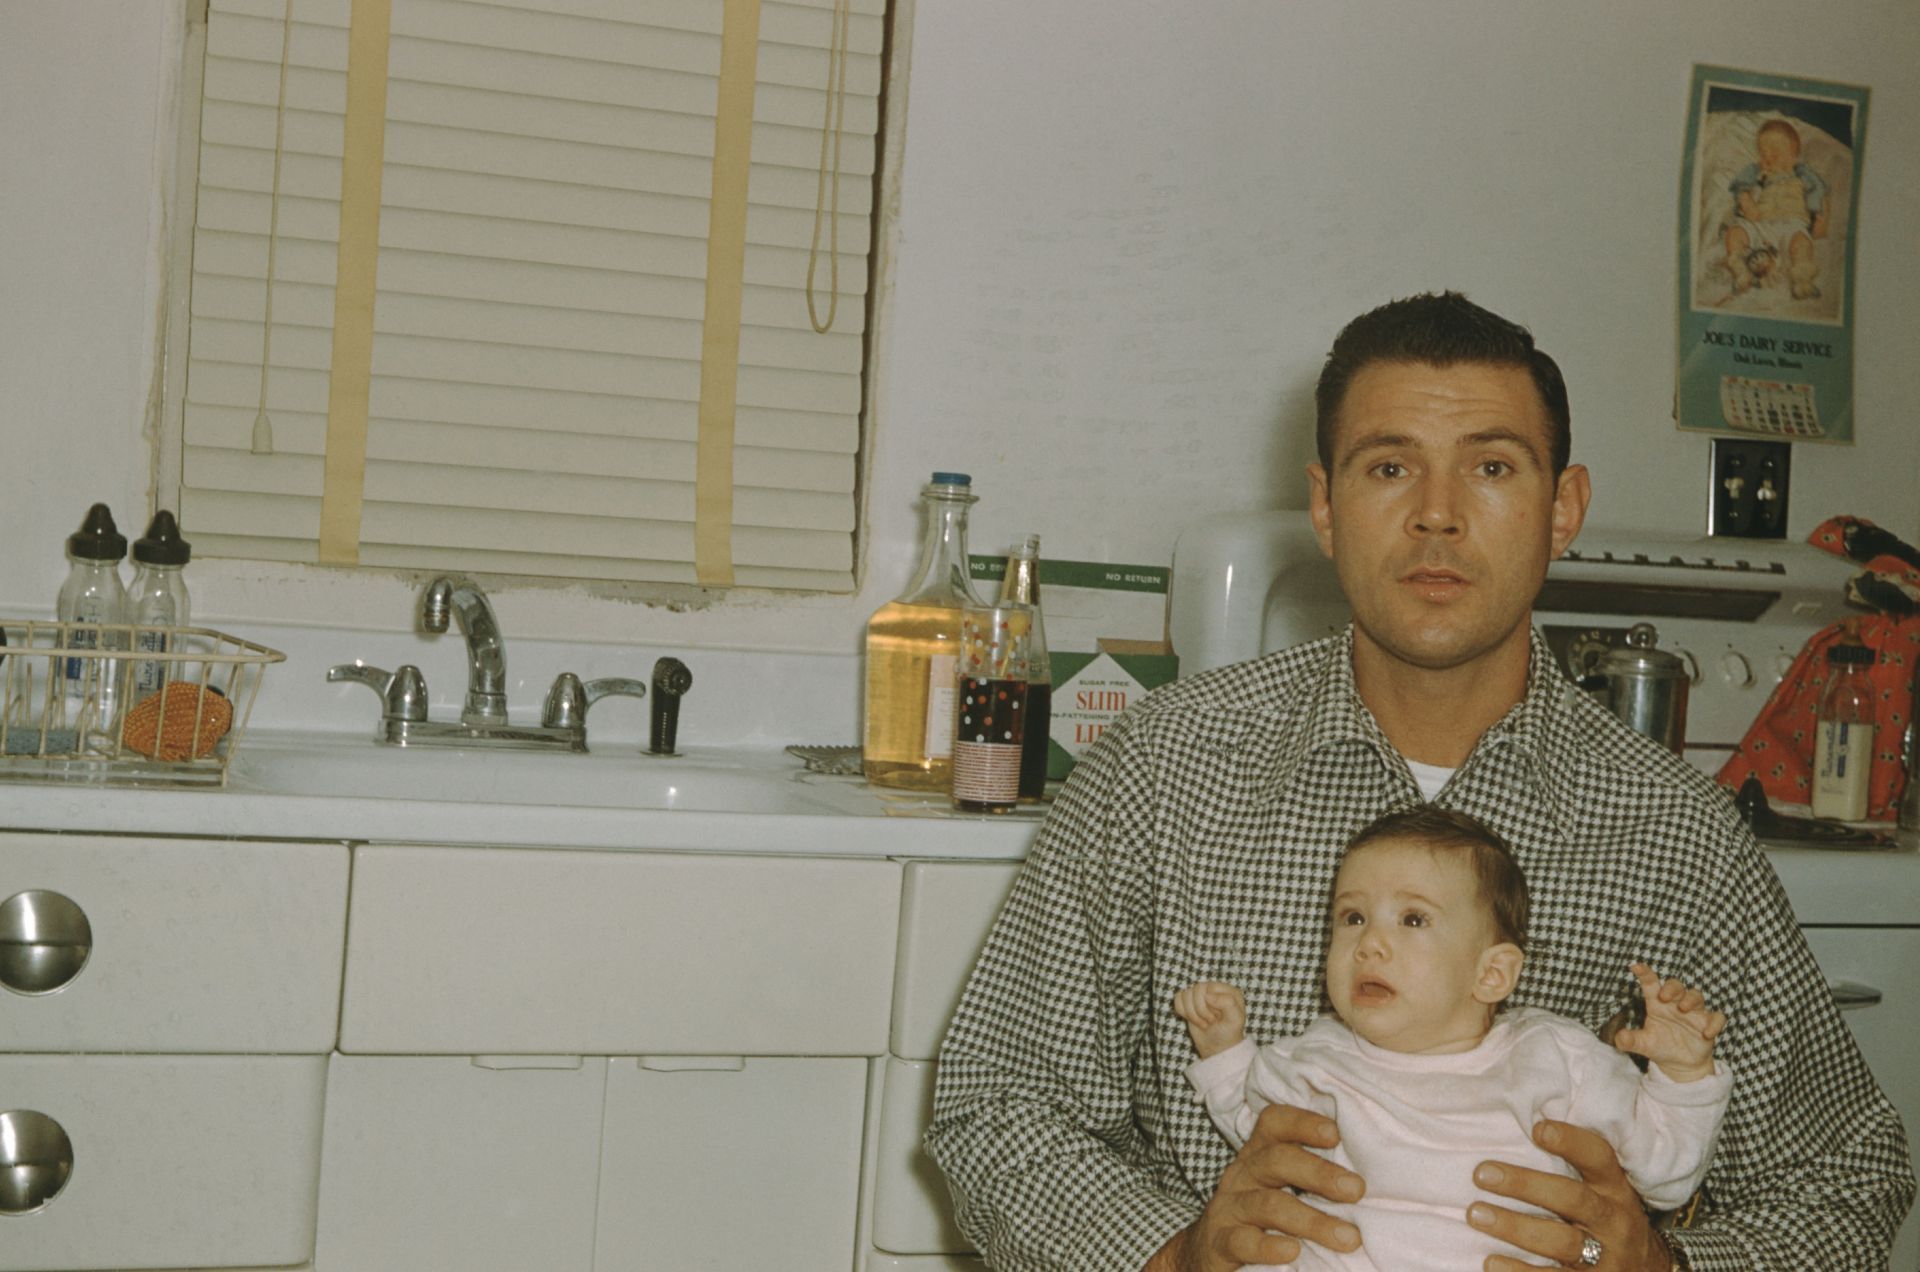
[930,472,972,486]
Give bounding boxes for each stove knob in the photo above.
[1673,648,1702,685]
[1772,652,1797,682]
[1718,651,1754,688]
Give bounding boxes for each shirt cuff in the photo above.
[1642,1058,1733,1105]
[1185,1037,1258,1093]
[1058,1179,1201,1272]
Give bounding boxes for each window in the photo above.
[170,0,886,592]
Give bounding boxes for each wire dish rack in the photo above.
[0,620,283,787]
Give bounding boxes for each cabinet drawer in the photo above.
[0,833,348,1052]
[316,1055,605,1272]
[892,861,1021,1060]
[340,845,902,1054]
[597,1056,868,1268]
[873,1057,972,1255]
[0,1054,326,1271]
[1800,926,1920,1271]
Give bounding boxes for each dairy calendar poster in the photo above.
[1676,65,1868,445]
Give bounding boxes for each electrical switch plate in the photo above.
[1708,438,1791,539]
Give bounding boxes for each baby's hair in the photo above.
[1757,118,1803,155]
[1341,806,1530,949]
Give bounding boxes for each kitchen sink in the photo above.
[229,731,873,816]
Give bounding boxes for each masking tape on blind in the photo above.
[693,0,763,588]
[318,0,391,566]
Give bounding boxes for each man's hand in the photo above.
[1613,962,1725,1084]
[1467,1120,1674,1271]
[1173,981,1249,1060]
[1145,1103,1364,1272]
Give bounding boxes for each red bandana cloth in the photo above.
[1717,515,1920,820]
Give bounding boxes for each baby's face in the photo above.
[1757,129,1799,174]
[1324,838,1508,1055]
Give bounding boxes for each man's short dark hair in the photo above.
[1314,291,1572,478]
[1340,804,1530,949]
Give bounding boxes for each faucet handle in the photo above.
[541,674,646,731]
[328,662,429,723]
[583,677,648,706]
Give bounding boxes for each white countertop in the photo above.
[0,731,1046,860]
[1,729,1911,924]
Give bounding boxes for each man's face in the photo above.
[1307,360,1589,677]
[1324,839,1512,1054]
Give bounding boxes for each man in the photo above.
[927,293,1913,1270]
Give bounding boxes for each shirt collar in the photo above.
[1285,624,1568,784]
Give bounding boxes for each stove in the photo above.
[1166,510,1861,772]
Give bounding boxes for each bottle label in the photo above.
[133,628,169,695]
[63,626,99,686]
[923,654,958,758]
[1812,720,1874,821]
[953,675,1028,808]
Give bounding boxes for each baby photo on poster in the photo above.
[1675,66,1869,444]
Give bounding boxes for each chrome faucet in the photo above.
[329,574,656,754]
[420,574,508,726]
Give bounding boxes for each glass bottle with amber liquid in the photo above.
[997,534,1052,801]
[863,473,985,790]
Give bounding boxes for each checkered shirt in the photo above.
[927,628,1914,1270]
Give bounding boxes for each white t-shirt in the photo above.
[1405,757,1454,801]
[1186,1008,1732,1272]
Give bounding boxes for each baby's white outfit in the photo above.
[1187,1007,1731,1271]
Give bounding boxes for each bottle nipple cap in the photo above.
[133,510,193,566]
[68,503,128,561]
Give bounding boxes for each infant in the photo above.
[1723,117,1828,299]
[1174,805,1732,1271]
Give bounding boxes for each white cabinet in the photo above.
[314,1055,605,1272]
[314,1054,870,1272]
[340,844,901,1055]
[0,833,348,1051]
[0,833,346,1272]
[1801,925,1920,1270]
[0,1054,326,1272]
[316,843,901,1269]
[872,1058,971,1255]
[891,861,1022,1062]
[869,861,1020,1263]
[596,1056,868,1268]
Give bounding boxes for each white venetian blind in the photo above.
[180,0,882,590]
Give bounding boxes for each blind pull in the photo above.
[250,0,297,458]
[805,0,853,334]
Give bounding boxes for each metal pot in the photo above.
[1600,623,1689,754]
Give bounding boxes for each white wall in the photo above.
[5,0,1917,662]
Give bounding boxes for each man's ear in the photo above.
[1549,463,1591,560]
[1307,463,1335,560]
[1473,943,1524,1006]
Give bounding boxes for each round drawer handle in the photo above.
[0,891,93,995]
[0,1109,74,1215]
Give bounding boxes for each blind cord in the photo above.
[805,0,851,334]
[251,0,297,456]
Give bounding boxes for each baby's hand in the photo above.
[1612,963,1725,1083]
[1173,980,1247,1060]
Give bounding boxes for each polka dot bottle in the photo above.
[952,603,1033,813]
